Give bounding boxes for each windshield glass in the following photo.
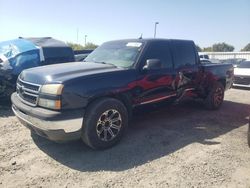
[85,41,144,68]
[238,61,250,68]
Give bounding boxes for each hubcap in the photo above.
[214,87,223,106]
[96,109,122,142]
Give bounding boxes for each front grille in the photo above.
[16,78,41,106]
[234,76,250,85]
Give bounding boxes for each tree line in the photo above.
[196,42,250,52]
[67,42,98,50]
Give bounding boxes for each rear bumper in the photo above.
[11,93,83,142]
[233,75,250,88]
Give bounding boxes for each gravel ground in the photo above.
[0,88,250,188]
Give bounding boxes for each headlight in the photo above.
[38,98,61,110]
[40,84,64,95]
[39,84,64,109]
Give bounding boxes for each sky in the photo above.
[0,0,249,51]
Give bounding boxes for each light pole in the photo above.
[76,28,79,44]
[84,35,87,46]
[154,22,159,38]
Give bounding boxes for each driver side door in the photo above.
[135,41,177,105]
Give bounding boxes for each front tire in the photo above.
[82,98,128,149]
[204,82,225,110]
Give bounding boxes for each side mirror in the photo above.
[143,59,162,70]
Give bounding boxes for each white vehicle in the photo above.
[199,52,209,59]
[233,61,250,88]
[200,58,212,64]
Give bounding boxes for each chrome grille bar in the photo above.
[16,77,41,106]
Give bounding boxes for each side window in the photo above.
[172,41,196,69]
[142,41,173,69]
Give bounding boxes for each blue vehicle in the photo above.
[0,37,75,98]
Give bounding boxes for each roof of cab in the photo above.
[103,38,194,44]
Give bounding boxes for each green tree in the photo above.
[212,42,234,52]
[196,45,202,52]
[67,42,98,50]
[67,42,85,50]
[203,47,213,52]
[241,43,250,51]
[84,42,98,49]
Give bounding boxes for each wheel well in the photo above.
[218,79,226,89]
[201,79,226,98]
[109,94,133,120]
[87,94,133,120]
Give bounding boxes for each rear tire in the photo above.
[81,98,128,149]
[204,82,224,110]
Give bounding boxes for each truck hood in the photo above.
[19,62,122,85]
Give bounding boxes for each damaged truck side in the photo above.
[11,39,234,149]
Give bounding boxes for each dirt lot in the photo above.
[0,88,250,188]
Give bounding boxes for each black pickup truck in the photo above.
[11,39,234,149]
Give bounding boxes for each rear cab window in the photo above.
[171,40,197,69]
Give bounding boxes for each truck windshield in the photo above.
[84,41,143,68]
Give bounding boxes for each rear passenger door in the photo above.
[171,40,199,91]
[136,41,177,105]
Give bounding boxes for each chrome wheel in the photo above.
[213,87,223,106]
[96,109,122,142]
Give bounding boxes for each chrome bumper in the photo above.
[233,83,250,88]
[11,92,83,141]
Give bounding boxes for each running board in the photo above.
[175,88,195,103]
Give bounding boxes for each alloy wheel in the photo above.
[96,109,122,142]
